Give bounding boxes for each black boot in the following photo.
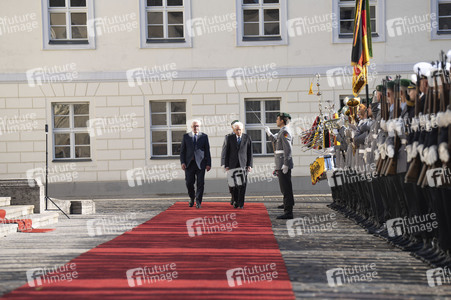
[277,206,293,219]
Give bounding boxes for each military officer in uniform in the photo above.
[265,113,295,219]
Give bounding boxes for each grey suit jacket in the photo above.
[268,126,294,170]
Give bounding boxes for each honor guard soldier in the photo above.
[265,113,295,219]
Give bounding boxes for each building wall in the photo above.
[0,0,449,196]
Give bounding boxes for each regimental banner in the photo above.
[310,157,325,185]
[351,0,373,96]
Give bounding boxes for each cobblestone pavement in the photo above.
[1,194,451,299]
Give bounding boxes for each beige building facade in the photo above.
[0,0,450,197]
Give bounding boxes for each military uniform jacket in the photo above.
[268,126,294,170]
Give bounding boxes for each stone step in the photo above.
[0,197,11,206]
[0,205,34,219]
[27,212,59,228]
[0,223,18,236]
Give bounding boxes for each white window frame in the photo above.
[52,102,91,161]
[150,101,187,158]
[245,98,280,156]
[332,0,385,44]
[236,0,287,47]
[41,0,95,50]
[431,0,451,39]
[140,0,192,48]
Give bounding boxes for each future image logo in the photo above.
[386,14,437,38]
[226,263,278,287]
[186,213,238,237]
[126,263,178,287]
[385,214,438,238]
[226,63,278,88]
[26,263,78,287]
[426,167,451,187]
[326,263,377,287]
[426,267,451,287]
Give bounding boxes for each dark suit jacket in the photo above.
[224,133,253,169]
[180,132,211,169]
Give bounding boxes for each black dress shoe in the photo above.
[277,204,284,209]
[239,206,244,209]
[234,202,239,209]
[230,199,234,205]
[189,200,194,207]
[196,203,201,209]
[276,212,293,219]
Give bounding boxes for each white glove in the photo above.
[264,126,272,136]
[282,165,289,174]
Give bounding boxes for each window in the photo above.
[245,99,280,155]
[236,0,287,46]
[432,0,451,39]
[150,101,186,157]
[140,0,192,48]
[42,0,95,49]
[52,103,90,160]
[332,0,385,43]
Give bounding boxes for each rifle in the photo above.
[405,70,423,183]
[420,72,440,187]
[384,75,401,175]
[376,79,388,175]
[416,80,434,186]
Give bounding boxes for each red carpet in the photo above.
[3,202,294,300]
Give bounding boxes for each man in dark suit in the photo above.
[224,122,253,209]
[180,120,211,209]
[221,120,239,205]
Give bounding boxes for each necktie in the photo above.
[193,134,197,148]
[237,136,241,146]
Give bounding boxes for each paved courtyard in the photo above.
[1,194,450,299]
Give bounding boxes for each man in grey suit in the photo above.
[180,120,211,209]
[221,120,239,205]
[224,122,253,209]
[265,113,294,219]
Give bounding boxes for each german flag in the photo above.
[351,0,372,96]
